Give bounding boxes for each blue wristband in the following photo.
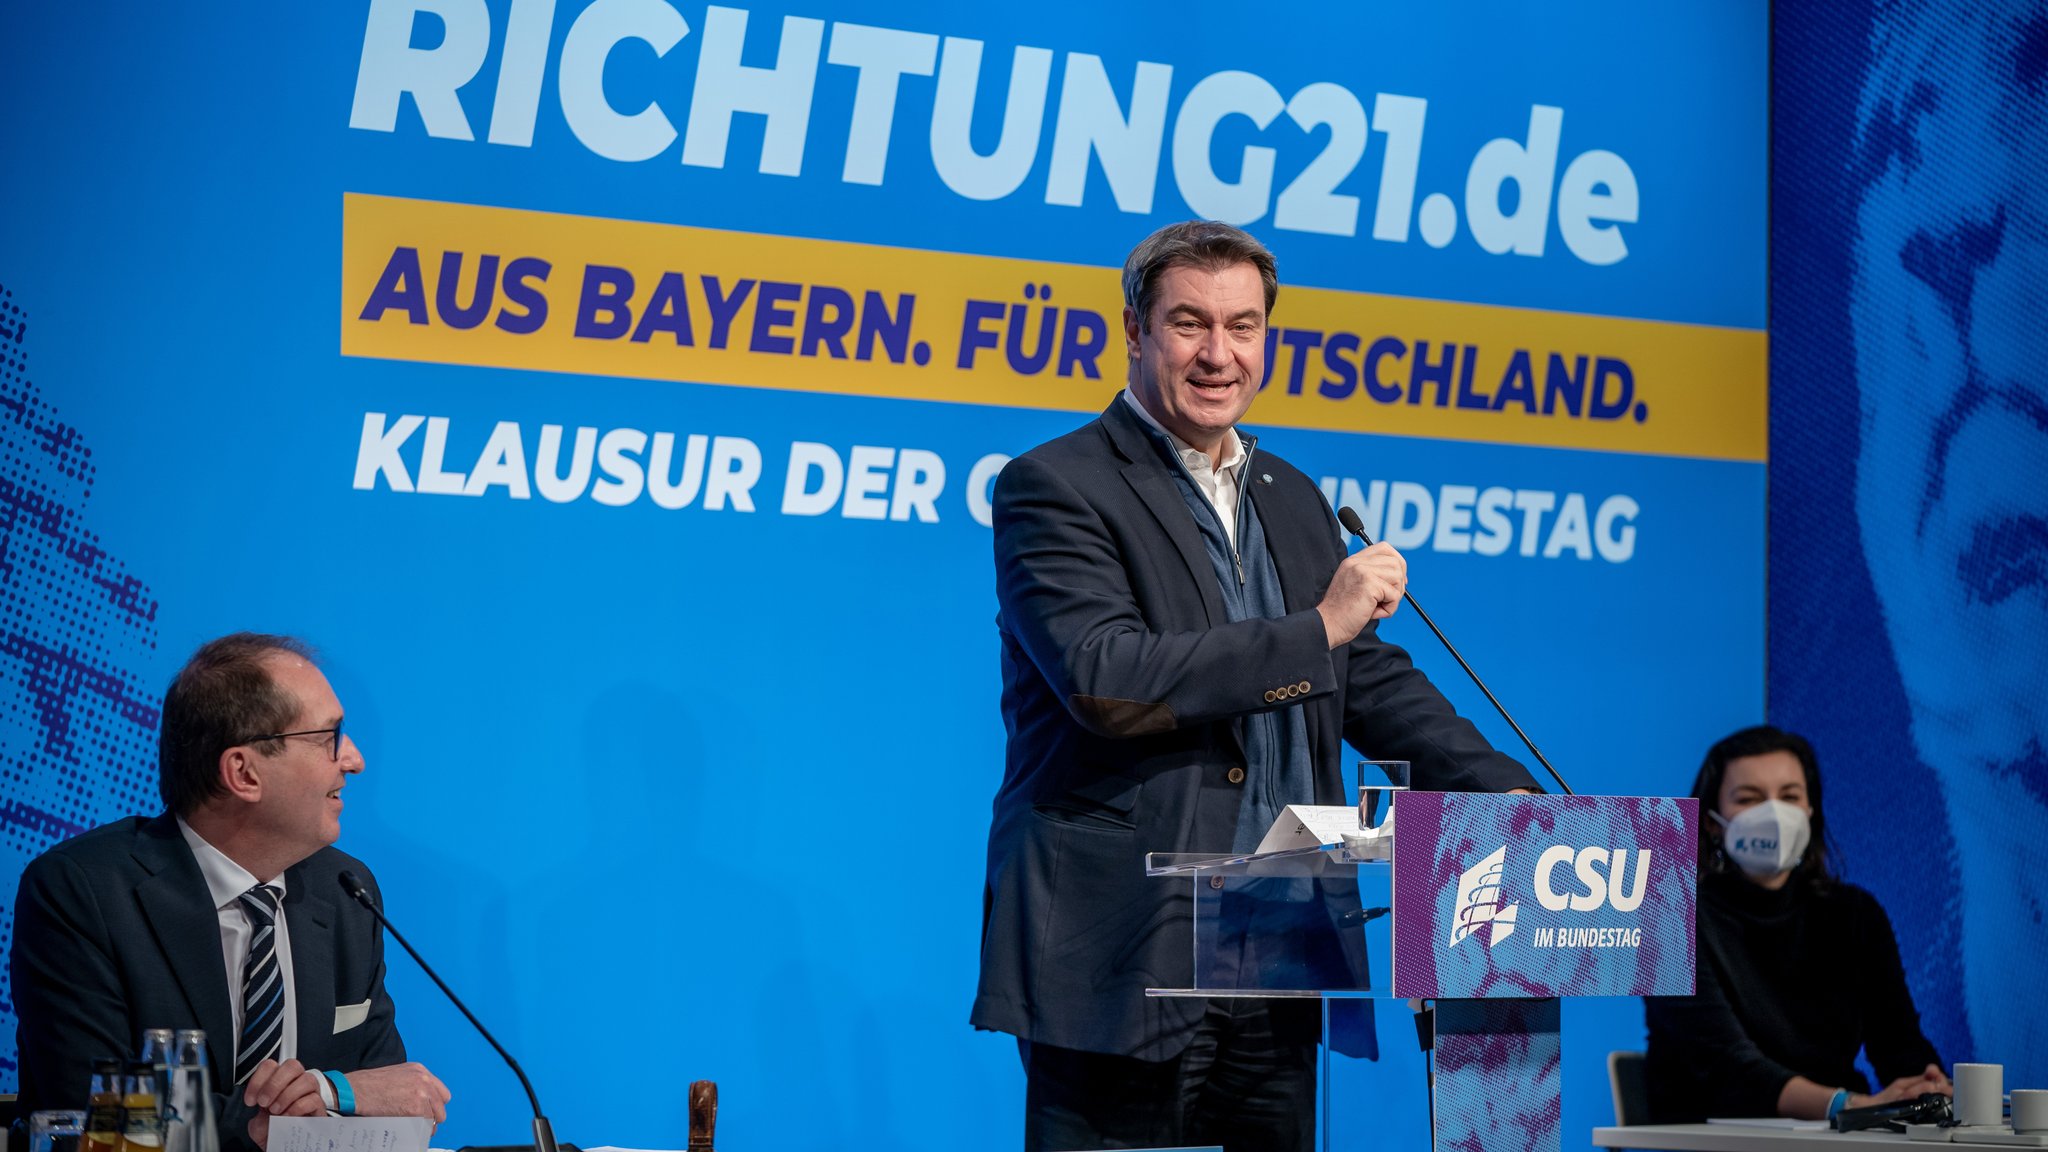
[1827,1089,1851,1120]
[322,1069,356,1115]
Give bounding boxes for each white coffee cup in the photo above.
[1954,1063,2004,1127]
[2012,1090,2048,1134]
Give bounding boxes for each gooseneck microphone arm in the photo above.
[337,871,562,1152]
[1335,506,1575,796]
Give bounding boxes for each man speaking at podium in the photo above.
[11,633,450,1151]
[971,221,1539,1151]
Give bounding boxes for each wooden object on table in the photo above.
[687,1081,717,1152]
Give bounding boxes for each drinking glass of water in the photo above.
[1357,760,1411,831]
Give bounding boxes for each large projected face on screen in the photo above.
[1849,1,2048,1071]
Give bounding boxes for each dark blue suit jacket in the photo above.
[11,815,406,1152]
[971,399,1538,1059]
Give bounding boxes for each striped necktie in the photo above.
[235,884,285,1085]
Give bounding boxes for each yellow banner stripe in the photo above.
[340,193,1766,462]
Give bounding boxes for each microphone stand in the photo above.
[1337,508,1575,795]
[338,873,563,1152]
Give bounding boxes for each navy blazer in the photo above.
[971,399,1538,1059]
[11,815,406,1152]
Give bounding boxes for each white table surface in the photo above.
[1594,1124,1916,1152]
[1595,1125,2046,1152]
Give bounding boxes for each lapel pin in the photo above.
[1260,473,1273,484]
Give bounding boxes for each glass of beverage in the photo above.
[1357,760,1411,831]
[31,1110,86,1152]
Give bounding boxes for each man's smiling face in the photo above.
[251,654,365,858]
[1125,261,1268,461]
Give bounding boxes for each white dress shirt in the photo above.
[177,819,337,1108]
[1121,389,1249,549]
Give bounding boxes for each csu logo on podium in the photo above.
[1449,845,1519,947]
[1393,793,1696,999]
[1448,843,1655,947]
[1533,845,1652,912]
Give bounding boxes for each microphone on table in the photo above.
[1335,505,1575,796]
[337,871,569,1152]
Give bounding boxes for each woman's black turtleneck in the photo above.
[1642,869,1941,1122]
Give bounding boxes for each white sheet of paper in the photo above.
[1254,805,1369,854]
[268,1116,432,1152]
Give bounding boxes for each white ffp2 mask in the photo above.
[1710,800,1812,877]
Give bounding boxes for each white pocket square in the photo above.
[333,998,371,1034]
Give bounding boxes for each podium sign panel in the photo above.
[1391,792,1698,999]
[1149,794,1697,1152]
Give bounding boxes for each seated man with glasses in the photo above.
[10,632,450,1151]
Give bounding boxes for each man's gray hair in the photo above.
[1121,220,1279,331]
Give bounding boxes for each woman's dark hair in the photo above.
[1687,724,1837,889]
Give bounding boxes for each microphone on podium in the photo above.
[1335,506,1575,796]
[337,871,571,1152]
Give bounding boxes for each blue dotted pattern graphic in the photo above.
[0,279,163,1083]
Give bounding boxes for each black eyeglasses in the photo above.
[249,722,345,761]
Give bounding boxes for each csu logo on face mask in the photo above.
[1449,846,1520,948]
[1533,845,1652,912]
[1728,836,1774,854]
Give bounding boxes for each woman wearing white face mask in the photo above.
[1642,726,1952,1123]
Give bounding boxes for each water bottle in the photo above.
[163,1031,218,1152]
[136,1030,172,1064]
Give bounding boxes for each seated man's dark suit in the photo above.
[12,814,404,1152]
[971,398,1538,1061]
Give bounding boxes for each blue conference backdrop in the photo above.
[1771,0,2048,1096]
[0,3,1765,1148]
